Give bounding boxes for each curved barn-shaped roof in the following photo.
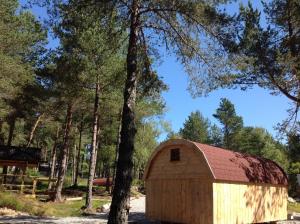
[144,139,288,186]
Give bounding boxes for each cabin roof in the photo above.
[0,145,42,165]
[194,142,288,186]
[144,139,288,186]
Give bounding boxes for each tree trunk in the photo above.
[72,144,77,185]
[108,1,139,222]
[48,144,57,190]
[74,115,83,186]
[54,103,73,202]
[0,118,5,144]
[48,127,59,191]
[80,154,84,178]
[85,80,100,210]
[27,113,44,148]
[7,116,16,146]
[105,166,110,192]
[112,110,122,192]
[3,115,16,183]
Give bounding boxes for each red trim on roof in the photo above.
[193,142,288,186]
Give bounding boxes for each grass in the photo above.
[0,190,110,217]
[44,198,110,217]
[0,191,46,216]
[288,201,300,213]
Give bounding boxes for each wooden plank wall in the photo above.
[213,182,287,224]
[146,179,213,224]
[146,145,213,180]
[146,145,213,223]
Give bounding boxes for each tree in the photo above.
[190,1,300,132]
[179,111,210,143]
[232,126,289,171]
[287,132,300,163]
[103,1,235,222]
[213,98,243,149]
[208,124,223,147]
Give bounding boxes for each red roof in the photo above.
[193,142,288,186]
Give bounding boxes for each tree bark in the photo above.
[74,115,83,186]
[3,115,16,183]
[108,1,139,222]
[48,127,59,191]
[54,103,73,202]
[0,118,5,144]
[72,144,77,185]
[27,113,44,148]
[85,80,100,210]
[7,115,16,146]
[112,110,122,192]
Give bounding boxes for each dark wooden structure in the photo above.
[0,145,42,195]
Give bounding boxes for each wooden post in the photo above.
[20,175,25,194]
[32,178,37,197]
[20,167,26,194]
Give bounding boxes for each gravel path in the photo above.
[0,197,151,224]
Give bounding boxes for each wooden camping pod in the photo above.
[144,139,288,224]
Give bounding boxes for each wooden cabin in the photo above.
[144,139,288,224]
[0,145,42,172]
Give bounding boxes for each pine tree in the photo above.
[213,98,243,150]
[100,1,236,222]
[195,1,300,132]
[179,111,210,143]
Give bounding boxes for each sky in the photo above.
[23,0,291,140]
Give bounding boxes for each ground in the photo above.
[0,196,151,224]
[1,197,300,223]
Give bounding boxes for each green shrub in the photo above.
[0,191,46,216]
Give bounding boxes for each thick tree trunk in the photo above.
[108,1,139,222]
[27,113,44,147]
[74,116,83,186]
[54,104,73,202]
[85,81,100,210]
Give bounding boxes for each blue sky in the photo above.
[24,0,290,140]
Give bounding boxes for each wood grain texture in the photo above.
[146,145,213,180]
[145,140,288,224]
[146,179,213,224]
[213,182,287,224]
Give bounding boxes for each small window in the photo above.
[170,148,180,161]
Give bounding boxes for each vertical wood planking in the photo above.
[213,182,287,224]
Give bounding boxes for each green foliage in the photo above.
[0,0,46,113]
[289,162,300,175]
[288,202,300,213]
[287,133,300,162]
[208,124,223,147]
[0,191,46,216]
[196,0,300,132]
[134,122,160,177]
[213,98,243,149]
[179,111,210,143]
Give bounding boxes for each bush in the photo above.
[0,191,46,216]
